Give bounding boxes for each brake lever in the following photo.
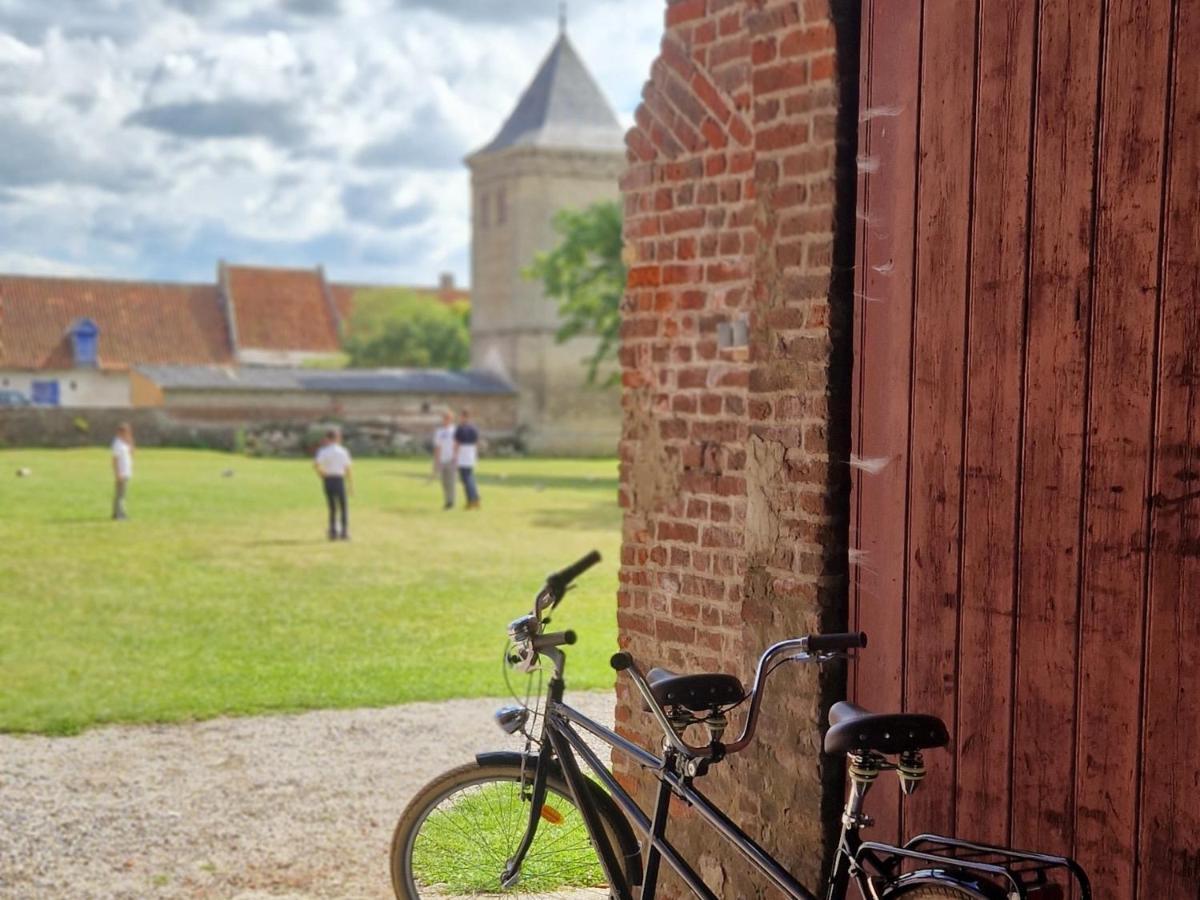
[549,583,574,610]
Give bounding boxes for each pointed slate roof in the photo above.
[475,33,624,156]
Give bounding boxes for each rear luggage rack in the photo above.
[854,835,1092,900]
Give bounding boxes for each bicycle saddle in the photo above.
[646,668,745,711]
[824,701,949,755]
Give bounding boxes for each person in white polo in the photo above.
[314,427,353,540]
[111,422,134,521]
[432,410,457,510]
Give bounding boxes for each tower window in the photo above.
[497,187,507,224]
[479,193,490,227]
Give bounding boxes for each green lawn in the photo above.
[0,449,620,735]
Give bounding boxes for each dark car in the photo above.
[0,389,32,407]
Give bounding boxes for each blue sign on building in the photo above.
[31,380,60,406]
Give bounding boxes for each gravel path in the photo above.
[0,693,615,900]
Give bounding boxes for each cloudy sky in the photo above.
[0,0,663,287]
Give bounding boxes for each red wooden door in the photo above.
[850,1,1198,897]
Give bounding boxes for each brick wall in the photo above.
[616,0,857,893]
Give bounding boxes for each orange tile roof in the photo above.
[223,264,342,353]
[0,275,234,371]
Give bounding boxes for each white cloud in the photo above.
[0,252,103,277]
[0,0,664,286]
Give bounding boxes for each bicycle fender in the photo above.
[475,750,543,770]
[878,869,1004,900]
[473,751,643,885]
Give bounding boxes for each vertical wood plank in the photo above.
[849,0,923,843]
[954,0,1036,846]
[1139,5,1200,893]
[1010,0,1104,859]
[1074,0,1173,893]
[901,0,978,839]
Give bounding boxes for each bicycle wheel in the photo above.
[391,759,633,898]
[889,885,992,899]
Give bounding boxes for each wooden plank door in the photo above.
[849,0,1197,896]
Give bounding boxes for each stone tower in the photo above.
[466,26,625,455]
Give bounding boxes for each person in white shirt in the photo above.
[432,410,457,510]
[314,428,353,540]
[111,422,134,521]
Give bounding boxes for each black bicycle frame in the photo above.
[499,640,1090,900]
[510,674,831,900]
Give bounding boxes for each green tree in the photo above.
[525,201,625,386]
[343,288,470,369]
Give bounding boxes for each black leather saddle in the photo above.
[824,701,949,755]
[646,668,745,711]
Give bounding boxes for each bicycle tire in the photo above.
[391,759,634,899]
[887,885,992,899]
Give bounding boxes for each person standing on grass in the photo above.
[432,410,458,510]
[314,427,353,540]
[111,422,134,521]
[453,408,481,510]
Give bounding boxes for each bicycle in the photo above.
[391,551,1092,899]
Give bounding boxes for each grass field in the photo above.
[0,449,620,735]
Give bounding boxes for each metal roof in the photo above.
[136,366,517,396]
[474,34,624,156]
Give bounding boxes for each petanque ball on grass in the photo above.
[221,469,236,478]
[16,467,32,478]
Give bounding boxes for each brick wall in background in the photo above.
[616,0,857,893]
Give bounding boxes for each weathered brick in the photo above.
[665,0,707,28]
[709,36,750,68]
[757,120,811,152]
[779,23,835,58]
[752,37,777,65]
[753,61,809,96]
[617,0,846,889]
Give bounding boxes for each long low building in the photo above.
[132,366,517,430]
[0,264,468,408]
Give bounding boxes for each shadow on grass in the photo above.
[244,538,330,547]
[393,472,617,492]
[528,500,620,531]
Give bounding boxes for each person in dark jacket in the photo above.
[453,409,481,510]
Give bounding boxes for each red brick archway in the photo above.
[617,0,856,892]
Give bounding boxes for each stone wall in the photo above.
[616,0,857,893]
[0,404,522,457]
[0,408,237,451]
[157,390,519,432]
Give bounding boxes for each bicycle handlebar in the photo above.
[509,553,602,670]
[613,632,868,758]
[546,550,602,593]
[807,632,868,653]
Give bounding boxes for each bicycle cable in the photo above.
[501,640,546,737]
